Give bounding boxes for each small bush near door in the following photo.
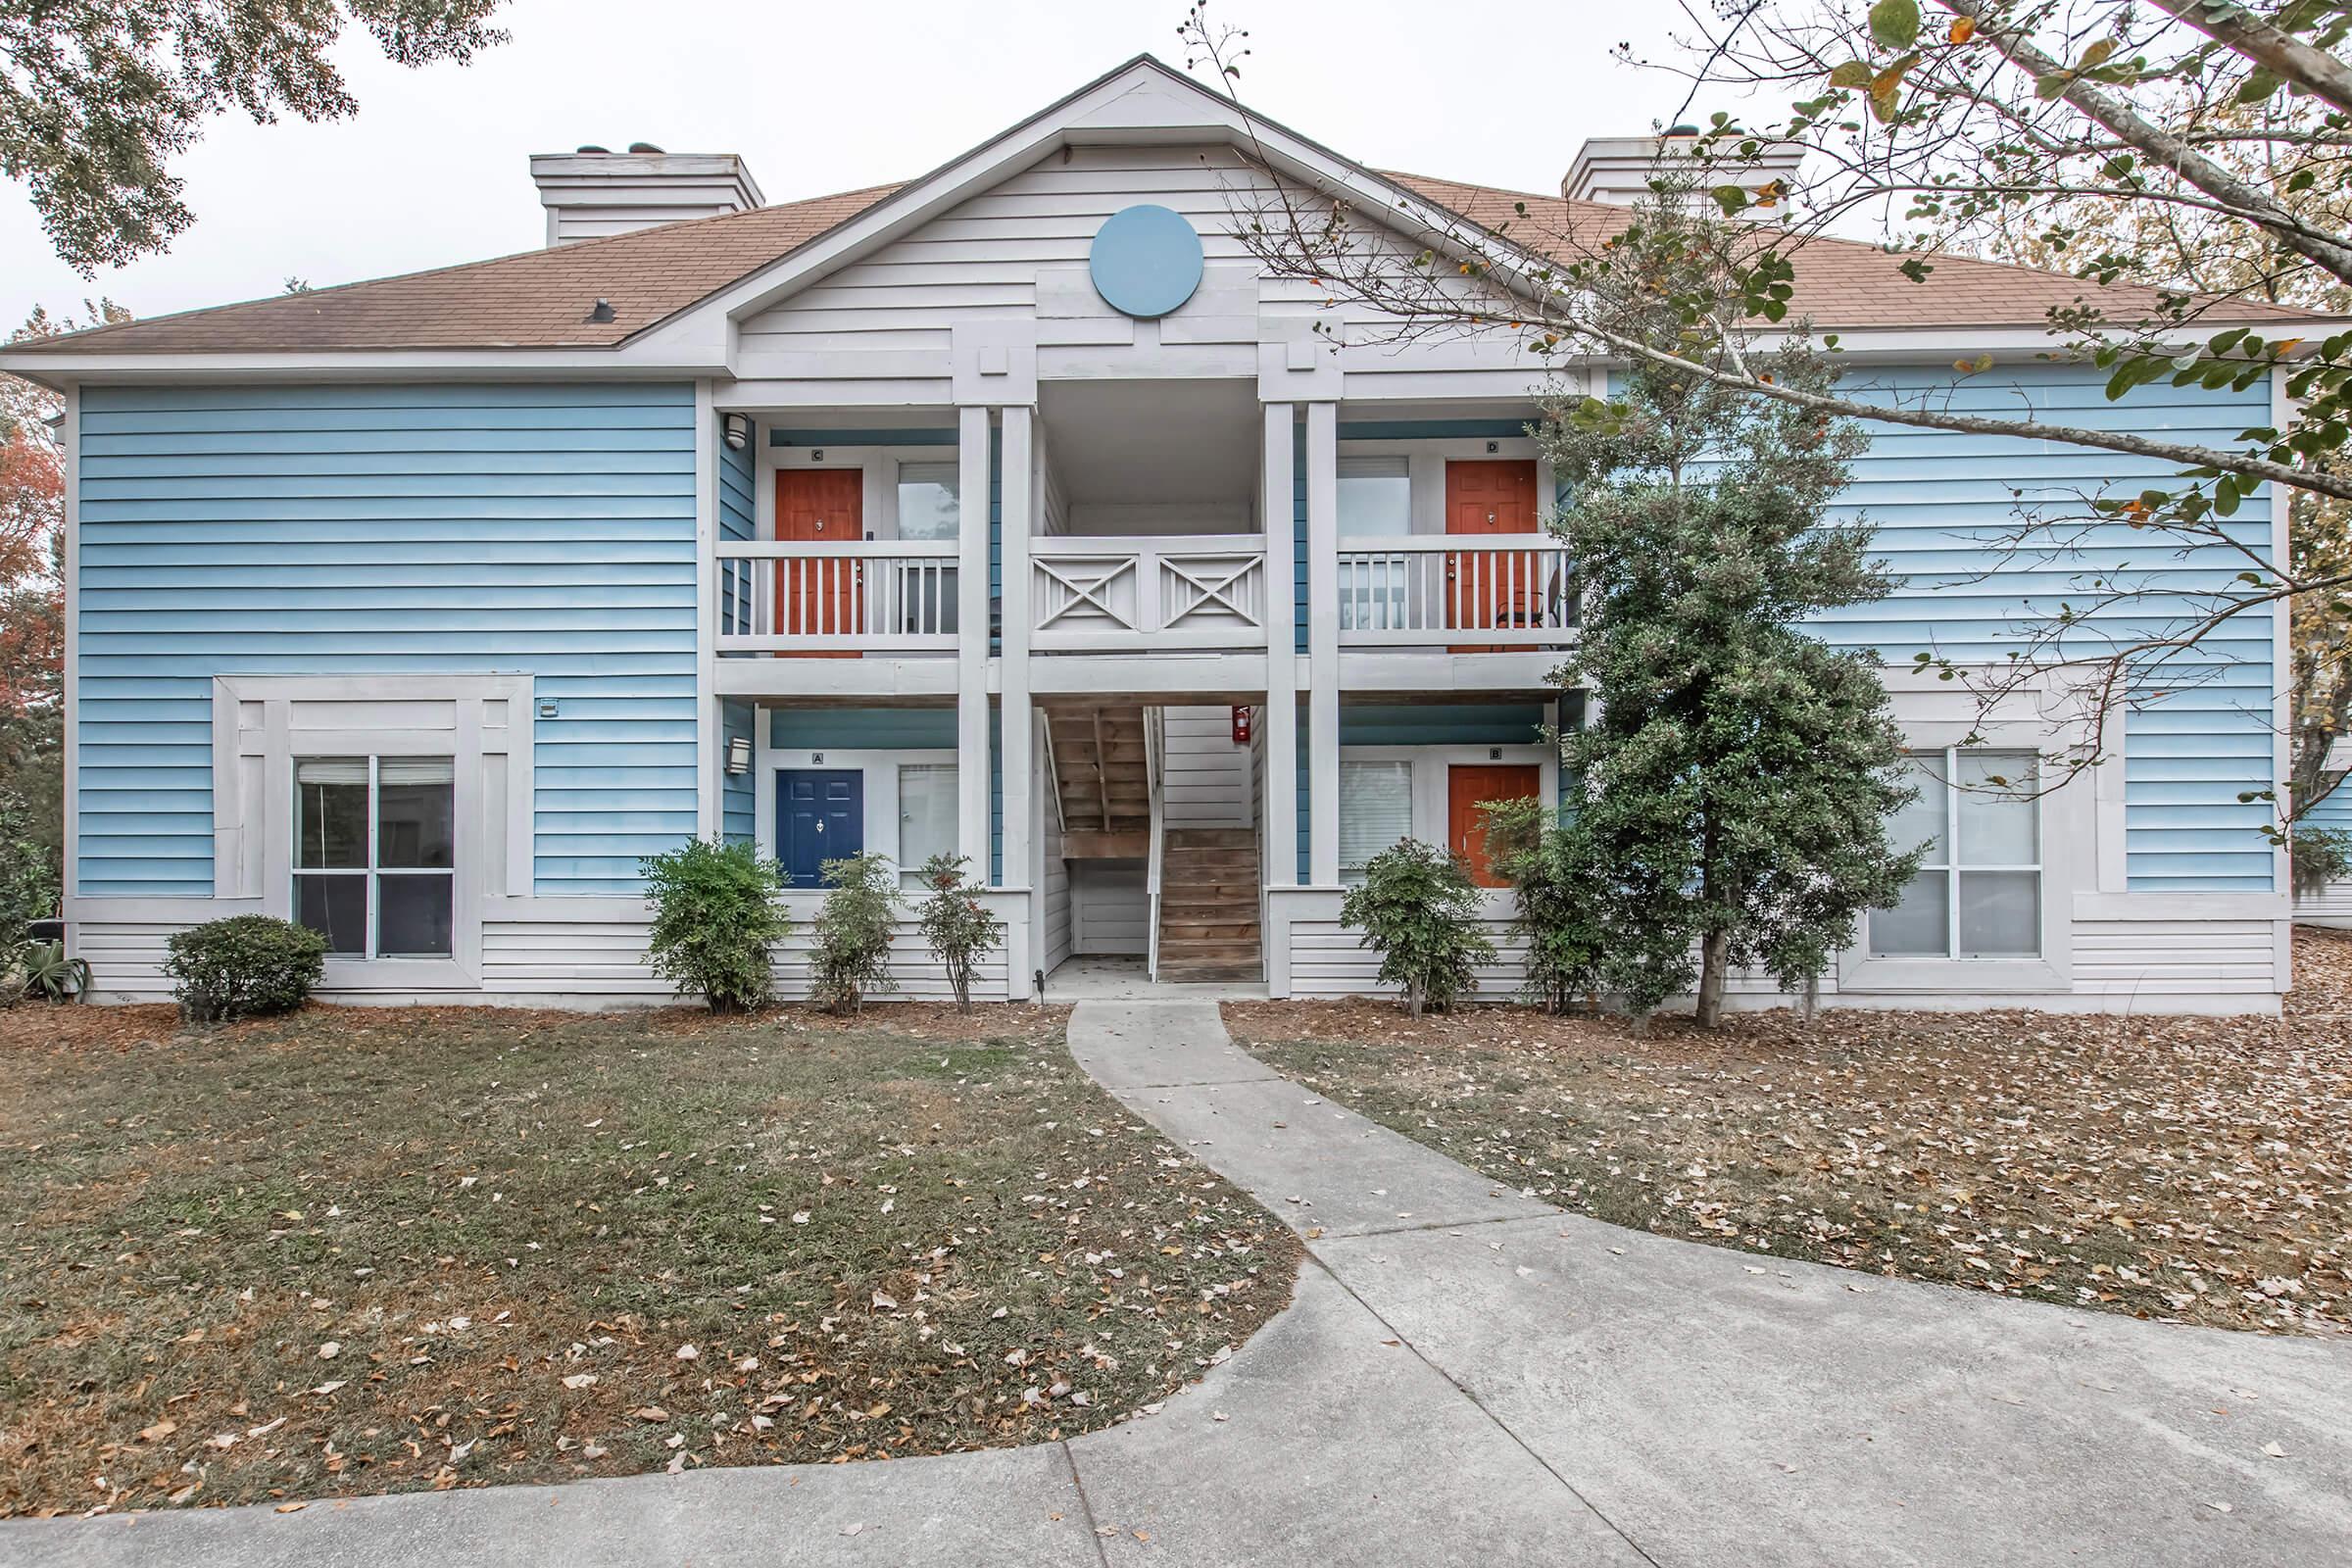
[913,853,1004,1011]
[810,852,900,1014]
[164,914,328,1023]
[1339,838,1495,1017]
[640,838,793,1013]
[1482,797,1607,1013]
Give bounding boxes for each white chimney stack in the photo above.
[1564,128,1803,214]
[529,145,765,246]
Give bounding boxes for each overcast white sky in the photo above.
[0,0,1716,333]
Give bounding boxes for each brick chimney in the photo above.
[528,144,765,246]
[1564,127,1803,213]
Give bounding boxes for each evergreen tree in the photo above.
[1545,198,1926,1027]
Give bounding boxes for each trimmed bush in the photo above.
[164,914,327,1023]
[2293,825,2352,899]
[640,837,792,1012]
[1339,838,1495,1017]
[809,853,900,1014]
[913,853,1004,1011]
[1483,797,1608,1014]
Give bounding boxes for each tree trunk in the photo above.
[1695,929,1729,1029]
[1800,971,1818,1025]
[1407,981,1424,1020]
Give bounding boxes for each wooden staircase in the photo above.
[1053,706,1149,858]
[1156,827,1261,983]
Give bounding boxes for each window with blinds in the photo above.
[1339,760,1413,885]
[294,756,455,958]
[898,763,958,890]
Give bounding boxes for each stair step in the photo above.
[1165,829,1256,850]
[1162,921,1258,942]
[1158,961,1260,983]
[1158,938,1260,959]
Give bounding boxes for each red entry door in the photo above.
[1448,763,1541,887]
[1445,460,1539,653]
[775,469,863,658]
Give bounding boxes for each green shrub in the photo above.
[640,837,791,1012]
[810,853,900,1014]
[912,853,1004,1012]
[2293,826,2352,899]
[1483,797,1606,1013]
[1339,838,1495,1017]
[163,914,326,1023]
[0,789,58,956]
[17,939,87,1004]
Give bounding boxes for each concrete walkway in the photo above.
[10,999,2352,1567]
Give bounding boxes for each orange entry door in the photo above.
[1445,460,1539,653]
[1448,763,1541,887]
[775,468,864,658]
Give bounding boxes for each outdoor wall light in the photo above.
[725,736,754,775]
[723,413,752,451]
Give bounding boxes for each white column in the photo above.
[956,406,993,871]
[1000,405,1035,902]
[692,379,720,843]
[1304,401,1341,886]
[1260,402,1298,887]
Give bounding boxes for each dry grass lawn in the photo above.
[1231,927,2352,1337]
[0,1001,1298,1518]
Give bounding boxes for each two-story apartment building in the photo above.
[0,58,2306,1012]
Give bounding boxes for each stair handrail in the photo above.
[1145,707,1164,983]
[1039,710,1066,841]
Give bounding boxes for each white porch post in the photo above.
[693,380,720,842]
[999,405,1036,998]
[1304,400,1341,886]
[1261,402,1298,887]
[956,406,993,872]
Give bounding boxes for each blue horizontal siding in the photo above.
[74,382,698,898]
[769,707,956,751]
[1339,704,1549,747]
[1788,363,2275,894]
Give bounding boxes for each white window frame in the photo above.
[1338,757,1415,884]
[212,673,529,990]
[293,755,459,960]
[1868,747,2042,962]
[1839,712,2078,997]
[895,760,960,890]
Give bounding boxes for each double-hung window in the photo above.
[1869,749,2040,958]
[293,757,456,958]
[1337,458,1411,632]
[1338,760,1414,886]
[895,463,960,637]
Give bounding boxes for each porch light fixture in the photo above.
[723,413,752,451]
[725,736,754,775]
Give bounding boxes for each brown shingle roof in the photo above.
[8,164,2312,359]
[1383,171,2316,328]
[6,180,904,356]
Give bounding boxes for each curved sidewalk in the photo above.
[9,999,2350,1567]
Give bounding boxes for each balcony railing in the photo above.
[1032,535,1268,653]
[714,539,959,655]
[1335,535,1574,648]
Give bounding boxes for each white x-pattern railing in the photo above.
[1032,535,1267,652]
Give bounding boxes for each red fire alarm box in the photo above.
[1231,705,1253,746]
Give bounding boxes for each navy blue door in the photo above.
[778,769,862,888]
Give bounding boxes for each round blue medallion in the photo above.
[1088,204,1203,319]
